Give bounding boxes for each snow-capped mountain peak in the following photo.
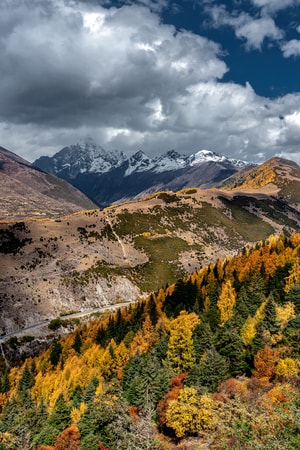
[190,149,227,165]
[125,150,155,176]
[33,142,252,208]
[152,150,188,173]
[51,140,127,178]
[188,149,249,168]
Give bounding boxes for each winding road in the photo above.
[0,301,133,344]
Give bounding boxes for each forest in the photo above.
[0,232,299,449]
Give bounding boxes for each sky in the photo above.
[1,0,300,164]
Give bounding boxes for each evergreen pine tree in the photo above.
[82,377,99,404]
[0,370,10,393]
[244,273,267,314]
[235,288,251,319]
[96,324,107,347]
[284,284,300,314]
[215,327,249,376]
[72,330,82,353]
[148,293,159,326]
[262,295,280,334]
[163,279,198,317]
[192,322,214,363]
[49,341,62,367]
[17,363,35,400]
[185,346,229,392]
[48,393,71,432]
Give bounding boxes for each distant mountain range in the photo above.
[33,140,252,207]
[0,145,96,221]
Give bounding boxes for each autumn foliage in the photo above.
[0,232,299,449]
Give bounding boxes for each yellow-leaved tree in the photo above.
[276,302,295,329]
[217,280,236,327]
[284,258,300,293]
[167,311,200,373]
[166,386,217,438]
[275,357,298,378]
[241,301,266,344]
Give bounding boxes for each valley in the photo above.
[1,145,300,449]
[1,175,300,344]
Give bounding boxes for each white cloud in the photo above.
[251,0,300,14]
[236,17,283,50]
[0,1,227,128]
[281,39,300,57]
[208,6,283,50]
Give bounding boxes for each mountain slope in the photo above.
[0,146,96,221]
[218,157,300,204]
[1,158,300,338]
[34,142,251,207]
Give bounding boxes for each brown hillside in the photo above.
[0,146,96,221]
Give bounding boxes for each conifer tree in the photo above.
[48,393,71,432]
[284,284,300,314]
[215,327,248,376]
[261,295,280,334]
[72,330,82,353]
[17,363,35,400]
[185,347,229,392]
[147,293,159,326]
[49,341,63,367]
[95,324,107,348]
[192,322,214,363]
[82,377,99,404]
[163,279,198,317]
[0,370,10,394]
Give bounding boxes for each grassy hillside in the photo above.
[218,157,300,203]
[2,183,300,342]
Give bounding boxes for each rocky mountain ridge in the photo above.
[33,141,251,207]
[34,141,249,177]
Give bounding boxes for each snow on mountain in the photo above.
[190,149,227,165]
[125,150,155,176]
[188,149,249,168]
[34,141,251,180]
[151,150,188,173]
[51,139,127,177]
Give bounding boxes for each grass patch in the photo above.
[115,211,167,236]
[280,180,300,203]
[133,235,191,290]
[219,197,276,241]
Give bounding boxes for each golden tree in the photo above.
[166,386,216,438]
[217,280,236,327]
[275,357,298,378]
[167,311,199,373]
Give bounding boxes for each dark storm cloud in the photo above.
[0,0,225,129]
[0,0,300,164]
